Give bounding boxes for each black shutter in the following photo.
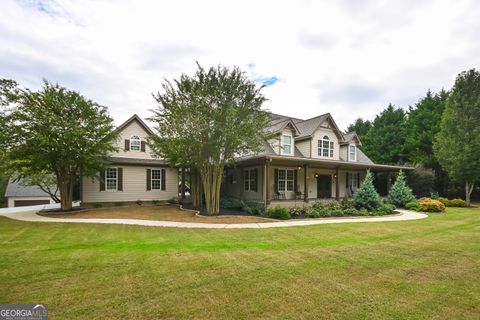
[100,170,105,191]
[141,141,146,152]
[357,173,360,188]
[124,139,130,151]
[274,169,279,193]
[346,172,349,188]
[161,169,166,191]
[294,170,298,193]
[117,168,123,191]
[146,169,151,191]
[254,168,258,192]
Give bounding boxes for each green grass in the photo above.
[1,206,479,319]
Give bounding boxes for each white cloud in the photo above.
[1,0,479,128]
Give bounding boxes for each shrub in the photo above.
[114,202,124,207]
[93,203,102,208]
[289,207,305,217]
[265,207,291,220]
[438,197,468,207]
[304,207,321,218]
[418,197,445,212]
[405,200,421,211]
[353,172,382,211]
[242,202,265,215]
[388,171,415,207]
[220,197,243,210]
[136,200,143,206]
[374,203,396,215]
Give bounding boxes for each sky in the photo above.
[1,0,479,129]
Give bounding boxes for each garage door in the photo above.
[14,200,50,207]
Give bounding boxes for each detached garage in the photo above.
[5,179,56,207]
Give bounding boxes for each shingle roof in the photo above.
[5,179,52,198]
[295,114,330,139]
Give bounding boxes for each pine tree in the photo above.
[353,172,382,211]
[388,171,415,207]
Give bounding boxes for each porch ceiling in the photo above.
[235,155,412,172]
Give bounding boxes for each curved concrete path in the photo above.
[0,204,427,229]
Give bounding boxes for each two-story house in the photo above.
[81,115,178,204]
[223,113,410,208]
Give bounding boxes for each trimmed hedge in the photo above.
[438,197,468,207]
[406,198,445,212]
[287,200,395,219]
[220,197,265,215]
[265,207,291,220]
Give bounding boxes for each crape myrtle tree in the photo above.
[434,69,480,205]
[4,80,118,211]
[149,63,270,215]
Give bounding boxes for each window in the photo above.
[282,134,293,155]
[278,169,294,192]
[349,145,356,161]
[244,168,257,191]
[106,168,118,190]
[130,135,141,151]
[348,172,359,191]
[151,169,162,190]
[318,136,334,158]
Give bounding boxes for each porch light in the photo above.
[314,173,319,178]
[297,166,302,170]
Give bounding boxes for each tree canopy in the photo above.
[434,69,480,205]
[149,63,269,214]
[3,80,118,211]
[346,118,372,138]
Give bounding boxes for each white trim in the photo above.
[317,136,334,158]
[348,145,357,162]
[105,167,118,191]
[280,134,294,156]
[243,168,257,192]
[130,135,141,151]
[151,168,162,190]
[277,169,295,192]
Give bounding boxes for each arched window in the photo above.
[130,135,141,151]
[318,135,334,157]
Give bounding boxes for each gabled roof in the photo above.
[5,179,51,198]
[115,114,154,135]
[341,132,362,146]
[266,118,301,136]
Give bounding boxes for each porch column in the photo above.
[304,164,309,203]
[265,160,271,205]
[181,167,186,199]
[386,172,392,193]
[335,166,340,201]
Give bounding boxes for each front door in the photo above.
[317,175,332,198]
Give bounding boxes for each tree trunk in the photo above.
[465,182,474,206]
[190,168,202,209]
[58,176,73,211]
[200,164,223,215]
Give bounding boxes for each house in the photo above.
[80,114,178,205]
[5,179,56,207]
[223,113,411,208]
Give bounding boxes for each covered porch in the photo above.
[224,155,412,209]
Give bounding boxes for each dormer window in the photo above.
[130,135,141,151]
[349,145,356,161]
[281,134,293,155]
[318,136,334,158]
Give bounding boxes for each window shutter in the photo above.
[146,169,151,191]
[254,168,258,192]
[346,172,349,188]
[161,169,166,191]
[100,170,105,191]
[357,173,360,188]
[124,139,130,151]
[141,141,146,152]
[294,170,298,193]
[117,168,123,191]
[274,169,278,192]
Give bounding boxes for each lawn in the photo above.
[0,206,479,319]
[39,205,270,224]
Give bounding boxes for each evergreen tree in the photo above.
[346,118,372,138]
[388,171,415,207]
[353,172,382,211]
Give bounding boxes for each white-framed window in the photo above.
[151,169,162,190]
[278,169,294,192]
[130,135,141,151]
[244,168,257,191]
[281,134,293,155]
[348,172,359,191]
[318,136,334,158]
[349,145,356,161]
[106,168,118,191]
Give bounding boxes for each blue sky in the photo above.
[1,0,480,128]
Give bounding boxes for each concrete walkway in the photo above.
[0,204,428,229]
